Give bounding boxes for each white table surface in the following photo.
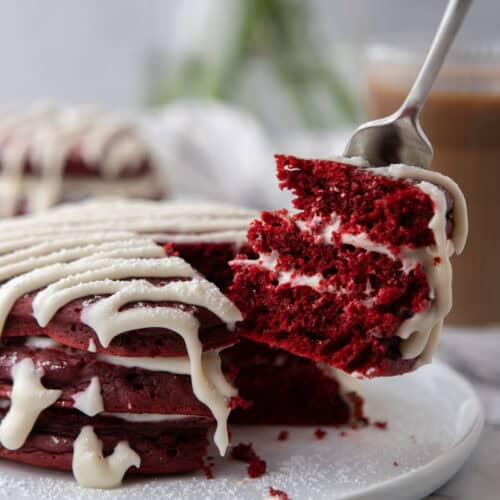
[429,327,500,500]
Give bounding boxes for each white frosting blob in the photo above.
[72,425,140,489]
[24,336,59,349]
[98,349,236,455]
[87,339,97,353]
[102,412,194,423]
[0,358,61,450]
[72,377,104,417]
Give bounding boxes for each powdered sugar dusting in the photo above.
[0,363,481,499]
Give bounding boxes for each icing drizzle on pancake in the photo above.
[0,199,254,486]
[72,426,140,489]
[72,377,104,417]
[0,358,61,450]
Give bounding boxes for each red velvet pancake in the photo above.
[223,340,365,426]
[230,155,467,377]
[0,339,214,417]
[3,291,237,357]
[0,407,211,475]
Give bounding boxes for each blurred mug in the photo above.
[365,44,500,325]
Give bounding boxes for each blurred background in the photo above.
[0,0,499,327]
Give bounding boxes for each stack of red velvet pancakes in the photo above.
[0,154,467,488]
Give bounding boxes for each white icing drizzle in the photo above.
[87,339,97,353]
[340,232,396,259]
[0,199,254,246]
[72,377,104,417]
[24,336,59,349]
[0,358,61,450]
[98,349,237,454]
[72,425,140,489]
[19,335,235,452]
[329,154,371,168]
[0,105,160,215]
[0,199,252,459]
[395,181,454,361]
[239,251,325,290]
[102,412,194,423]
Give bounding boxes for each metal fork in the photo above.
[344,0,473,169]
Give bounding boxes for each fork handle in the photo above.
[400,0,473,117]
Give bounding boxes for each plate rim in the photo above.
[0,362,484,500]
[337,361,485,500]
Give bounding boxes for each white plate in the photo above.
[0,362,483,500]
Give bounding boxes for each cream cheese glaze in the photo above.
[102,412,196,422]
[0,199,254,487]
[0,105,161,215]
[97,349,237,455]
[72,426,140,489]
[0,358,61,450]
[72,377,104,417]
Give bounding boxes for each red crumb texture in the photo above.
[277,430,289,441]
[231,443,257,462]
[374,421,388,430]
[340,431,347,437]
[248,457,267,478]
[230,442,267,479]
[202,463,214,479]
[275,154,437,248]
[229,154,450,377]
[228,396,252,410]
[314,428,327,440]
[269,486,290,499]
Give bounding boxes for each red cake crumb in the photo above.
[248,457,267,478]
[228,396,252,410]
[314,428,327,440]
[202,462,214,479]
[340,431,347,437]
[269,486,290,499]
[393,461,399,467]
[230,442,267,478]
[374,421,388,430]
[231,443,256,462]
[277,430,289,441]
